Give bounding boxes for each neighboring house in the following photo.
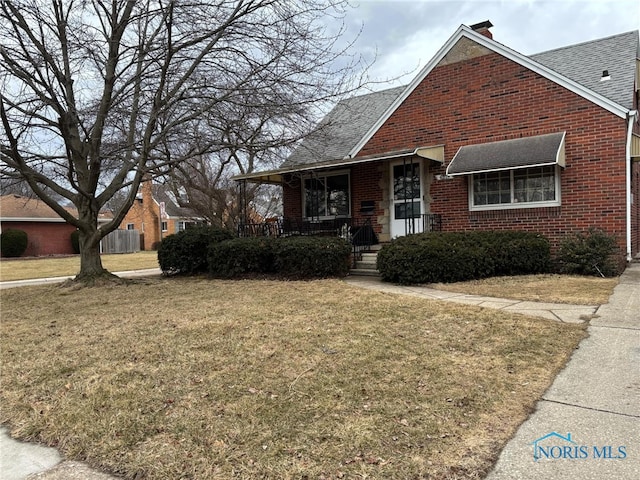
[235,22,640,261]
[119,180,203,250]
[0,194,75,257]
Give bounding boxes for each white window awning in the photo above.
[446,132,566,176]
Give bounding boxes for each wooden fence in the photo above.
[101,229,141,254]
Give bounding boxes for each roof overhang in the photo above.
[0,217,67,223]
[233,145,445,184]
[446,132,566,176]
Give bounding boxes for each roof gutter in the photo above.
[626,109,638,262]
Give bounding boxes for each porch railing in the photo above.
[422,213,442,232]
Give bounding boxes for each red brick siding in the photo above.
[350,162,385,233]
[282,175,302,219]
[0,221,76,257]
[357,51,629,254]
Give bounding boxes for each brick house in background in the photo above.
[236,22,640,261]
[119,180,203,250]
[0,194,110,257]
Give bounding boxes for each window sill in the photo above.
[469,200,560,212]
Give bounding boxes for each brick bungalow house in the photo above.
[0,194,77,256]
[0,194,109,256]
[119,180,203,250]
[235,22,640,261]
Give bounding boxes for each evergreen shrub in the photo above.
[377,230,551,284]
[0,229,28,257]
[208,236,351,279]
[208,237,275,278]
[556,228,622,277]
[157,226,233,275]
[272,236,351,279]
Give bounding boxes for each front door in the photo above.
[390,160,423,238]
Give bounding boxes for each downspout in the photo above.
[625,109,638,262]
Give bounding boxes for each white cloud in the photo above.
[348,0,639,90]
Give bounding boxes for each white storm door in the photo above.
[390,160,424,238]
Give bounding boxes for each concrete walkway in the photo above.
[485,263,640,480]
[0,268,162,289]
[345,275,597,324]
[1,265,637,479]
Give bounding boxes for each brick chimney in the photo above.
[470,20,493,39]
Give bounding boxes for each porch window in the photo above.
[304,172,350,219]
[471,165,559,210]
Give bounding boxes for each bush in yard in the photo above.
[208,237,275,278]
[158,226,233,275]
[70,230,80,254]
[208,236,351,279]
[0,229,28,257]
[556,228,622,277]
[377,230,551,284]
[473,230,551,275]
[272,236,351,279]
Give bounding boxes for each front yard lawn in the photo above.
[430,274,617,305]
[0,251,159,282]
[0,278,586,479]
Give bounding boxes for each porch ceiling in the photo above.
[446,132,566,176]
[233,145,445,184]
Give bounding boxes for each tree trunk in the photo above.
[74,205,117,283]
[77,236,107,279]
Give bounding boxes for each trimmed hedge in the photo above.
[157,226,234,275]
[208,236,351,279]
[556,228,622,277]
[0,229,28,257]
[208,237,275,278]
[377,230,550,284]
[272,236,351,279]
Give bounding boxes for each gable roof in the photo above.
[347,25,637,158]
[151,185,202,219]
[236,25,638,182]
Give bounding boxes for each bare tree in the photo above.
[0,0,367,282]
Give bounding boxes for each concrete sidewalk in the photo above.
[485,263,640,480]
[345,275,597,324]
[1,266,637,479]
[0,268,162,289]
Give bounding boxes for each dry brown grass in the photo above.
[0,278,586,479]
[0,251,158,282]
[430,274,617,305]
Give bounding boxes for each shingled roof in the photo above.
[0,194,74,221]
[151,185,201,219]
[240,27,638,179]
[280,86,406,169]
[531,30,639,110]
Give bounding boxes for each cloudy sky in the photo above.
[342,0,639,89]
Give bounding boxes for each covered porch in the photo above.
[234,146,446,242]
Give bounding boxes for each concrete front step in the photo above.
[351,248,380,276]
[349,268,381,277]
